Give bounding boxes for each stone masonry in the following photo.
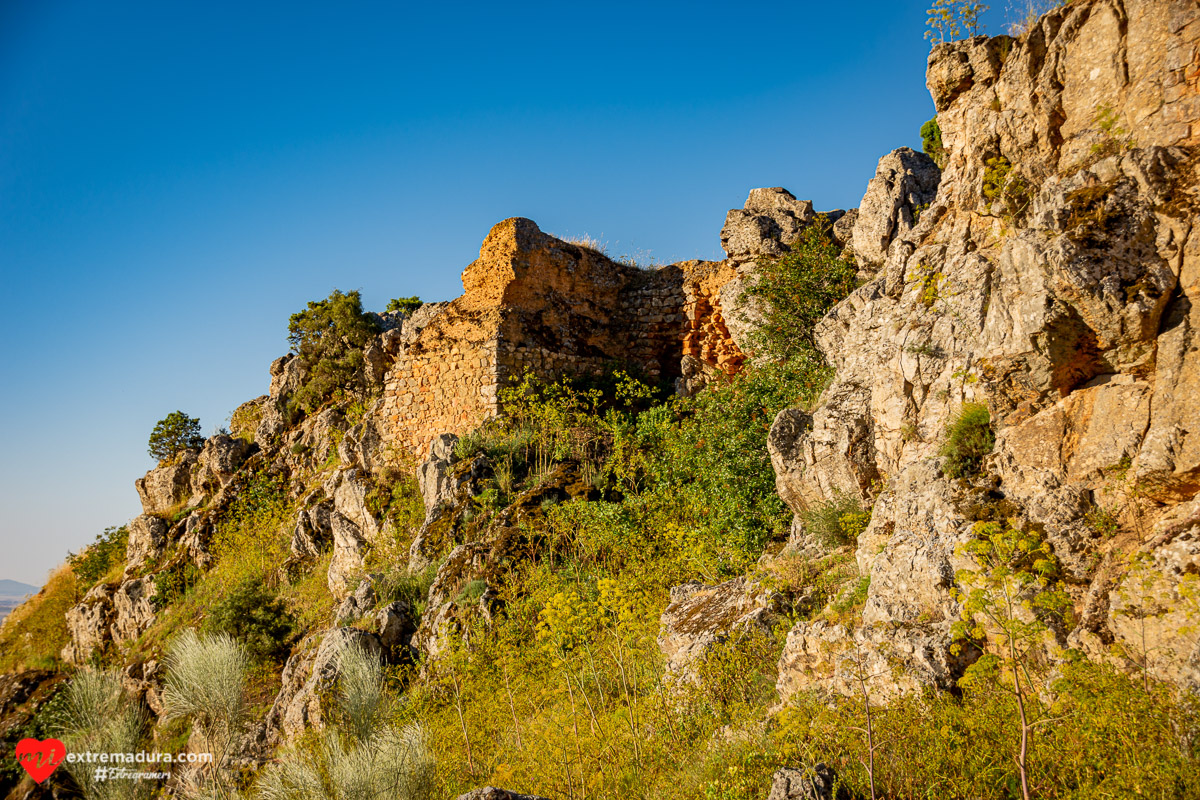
[378,217,746,458]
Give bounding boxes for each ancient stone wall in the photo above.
[377,218,752,458]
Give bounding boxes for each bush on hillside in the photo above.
[386,295,422,314]
[287,289,382,414]
[921,116,947,168]
[203,578,295,663]
[67,525,128,589]
[940,402,995,478]
[743,222,858,364]
[147,411,204,462]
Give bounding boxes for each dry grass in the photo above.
[0,562,78,671]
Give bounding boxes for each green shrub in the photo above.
[147,410,204,462]
[287,289,382,414]
[743,223,858,363]
[982,155,1032,222]
[920,117,947,168]
[152,562,201,610]
[386,295,423,314]
[800,492,870,549]
[203,578,296,663]
[68,525,128,588]
[940,402,995,478]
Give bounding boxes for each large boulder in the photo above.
[190,434,253,498]
[416,433,460,519]
[263,627,383,745]
[125,514,169,573]
[134,452,198,515]
[720,188,818,265]
[850,147,940,270]
[62,584,114,664]
[327,512,371,598]
[658,577,782,682]
[454,789,550,800]
[766,763,842,800]
[110,577,157,644]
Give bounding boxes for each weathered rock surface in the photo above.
[658,577,782,682]
[768,0,1200,701]
[721,188,817,265]
[125,514,169,572]
[417,433,460,519]
[776,619,972,706]
[851,147,941,270]
[264,627,383,744]
[110,577,157,644]
[334,576,377,623]
[190,434,253,498]
[454,788,550,800]
[62,584,113,664]
[135,452,198,515]
[765,763,842,800]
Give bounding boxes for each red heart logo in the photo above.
[14,738,66,783]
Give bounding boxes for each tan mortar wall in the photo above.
[378,219,745,460]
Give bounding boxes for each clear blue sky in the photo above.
[0,1,1017,585]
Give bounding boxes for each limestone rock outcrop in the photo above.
[657,577,782,682]
[135,452,198,515]
[768,0,1200,700]
[850,147,941,271]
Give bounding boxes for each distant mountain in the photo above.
[0,579,39,598]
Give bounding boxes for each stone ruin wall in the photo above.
[377,218,747,460]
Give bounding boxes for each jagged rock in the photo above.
[775,619,970,706]
[716,275,766,356]
[190,434,253,499]
[134,451,198,515]
[121,659,164,716]
[408,453,492,572]
[417,433,461,519]
[762,0,1200,697]
[768,385,880,549]
[264,627,383,744]
[289,501,333,560]
[62,584,114,664]
[721,188,817,264]
[111,577,157,644]
[268,354,307,401]
[766,763,841,800]
[327,512,370,598]
[1104,500,1200,690]
[831,208,857,250]
[335,577,377,623]
[338,406,387,473]
[255,402,288,444]
[851,147,940,270]
[178,511,216,569]
[125,514,169,572]
[325,468,382,541]
[658,577,781,682]
[454,789,550,800]
[377,600,417,650]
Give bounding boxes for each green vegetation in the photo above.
[954,521,1070,800]
[801,492,872,549]
[940,402,995,479]
[57,668,151,800]
[920,117,947,168]
[0,564,78,672]
[204,579,296,663]
[148,410,204,462]
[287,289,382,415]
[982,155,1032,222]
[67,525,128,589]
[743,221,858,364]
[925,0,988,43]
[386,295,423,314]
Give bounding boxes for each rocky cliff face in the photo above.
[10,2,1200,797]
[768,0,1200,696]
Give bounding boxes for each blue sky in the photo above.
[0,1,1018,585]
